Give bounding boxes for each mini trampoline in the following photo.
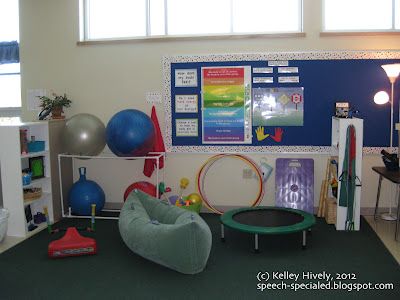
[220,206,316,252]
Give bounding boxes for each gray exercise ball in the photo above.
[63,113,106,156]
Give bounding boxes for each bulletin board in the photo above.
[163,51,400,153]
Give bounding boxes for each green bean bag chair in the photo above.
[119,189,212,274]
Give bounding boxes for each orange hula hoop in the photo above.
[196,154,265,214]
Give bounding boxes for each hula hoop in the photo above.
[196,154,265,214]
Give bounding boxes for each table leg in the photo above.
[396,186,400,241]
[254,234,259,253]
[374,175,383,220]
[221,224,225,242]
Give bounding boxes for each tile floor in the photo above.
[1,216,400,265]
[365,215,400,264]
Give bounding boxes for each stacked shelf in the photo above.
[0,121,54,237]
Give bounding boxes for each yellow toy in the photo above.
[178,177,189,202]
[172,179,203,213]
[186,193,202,206]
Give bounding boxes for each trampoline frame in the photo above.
[220,206,316,252]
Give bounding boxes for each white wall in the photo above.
[19,0,400,213]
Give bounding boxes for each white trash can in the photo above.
[0,208,10,243]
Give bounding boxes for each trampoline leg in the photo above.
[221,224,225,242]
[302,230,307,250]
[254,234,259,253]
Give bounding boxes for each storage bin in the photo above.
[23,187,42,201]
[27,141,45,152]
[0,208,10,243]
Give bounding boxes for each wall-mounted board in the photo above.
[163,51,400,153]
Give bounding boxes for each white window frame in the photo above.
[322,0,400,32]
[0,0,21,115]
[0,64,22,115]
[79,0,304,42]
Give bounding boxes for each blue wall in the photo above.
[171,59,400,147]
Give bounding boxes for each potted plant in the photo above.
[38,92,72,119]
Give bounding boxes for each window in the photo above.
[323,0,400,31]
[0,63,21,108]
[81,0,303,40]
[0,0,20,110]
[84,0,147,39]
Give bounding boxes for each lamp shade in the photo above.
[381,63,400,83]
[374,91,389,105]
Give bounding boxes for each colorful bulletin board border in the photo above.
[163,51,400,154]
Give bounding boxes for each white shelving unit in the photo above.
[0,121,55,237]
[331,117,363,231]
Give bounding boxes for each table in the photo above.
[372,166,400,241]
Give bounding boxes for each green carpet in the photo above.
[0,215,399,299]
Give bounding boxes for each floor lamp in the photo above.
[374,63,400,220]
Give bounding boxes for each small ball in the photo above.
[186,193,202,205]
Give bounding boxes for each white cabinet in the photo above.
[331,117,363,231]
[0,121,57,238]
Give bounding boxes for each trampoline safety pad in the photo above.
[220,206,316,251]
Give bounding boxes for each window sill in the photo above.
[77,32,306,46]
[320,31,400,37]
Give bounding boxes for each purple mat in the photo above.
[275,158,314,213]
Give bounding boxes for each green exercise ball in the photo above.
[63,113,106,156]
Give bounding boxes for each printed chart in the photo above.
[201,66,252,144]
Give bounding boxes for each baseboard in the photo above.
[103,202,394,217]
[198,205,394,216]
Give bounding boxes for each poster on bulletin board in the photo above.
[175,95,198,113]
[253,87,304,127]
[201,66,252,144]
[164,51,400,153]
[175,119,198,137]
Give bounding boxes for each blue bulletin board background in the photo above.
[164,51,400,152]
